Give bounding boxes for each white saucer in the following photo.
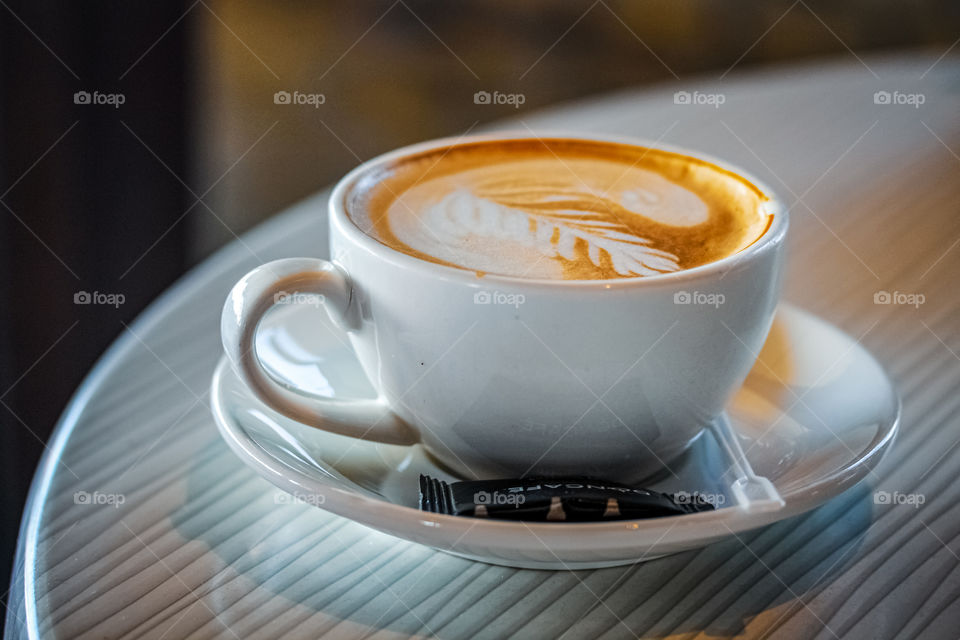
[211,303,899,570]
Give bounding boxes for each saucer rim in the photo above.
[211,303,900,540]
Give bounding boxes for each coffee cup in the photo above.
[221,132,787,481]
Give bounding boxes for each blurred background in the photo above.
[1,0,958,620]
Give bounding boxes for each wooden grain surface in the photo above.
[6,53,960,639]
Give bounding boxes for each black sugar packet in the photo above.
[419,475,715,522]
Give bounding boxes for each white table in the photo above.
[7,53,960,639]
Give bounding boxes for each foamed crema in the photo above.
[347,138,772,280]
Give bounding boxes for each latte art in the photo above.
[425,189,681,277]
[349,138,771,280]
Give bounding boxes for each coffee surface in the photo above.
[348,138,771,280]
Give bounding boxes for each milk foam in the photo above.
[351,139,770,280]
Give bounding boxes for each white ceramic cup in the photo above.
[221,132,787,482]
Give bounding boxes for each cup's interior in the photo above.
[339,135,777,282]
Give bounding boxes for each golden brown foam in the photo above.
[348,138,771,280]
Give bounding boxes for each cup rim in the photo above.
[328,130,788,289]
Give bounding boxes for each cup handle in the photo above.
[220,257,419,445]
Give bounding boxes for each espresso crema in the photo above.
[348,138,771,280]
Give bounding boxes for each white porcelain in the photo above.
[212,302,898,570]
[220,132,788,481]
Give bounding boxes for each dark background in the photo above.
[2,0,958,626]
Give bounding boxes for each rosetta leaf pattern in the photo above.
[428,189,680,277]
